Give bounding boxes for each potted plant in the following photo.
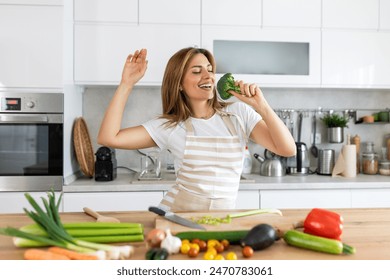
[321,113,349,143]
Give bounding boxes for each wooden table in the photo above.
[1,208,390,260]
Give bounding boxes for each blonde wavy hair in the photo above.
[160,47,226,126]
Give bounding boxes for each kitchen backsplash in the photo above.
[83,86,390,173]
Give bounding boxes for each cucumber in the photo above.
[175,230,249,244]
[283,230,356,255]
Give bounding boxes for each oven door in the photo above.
[0,114,63,192]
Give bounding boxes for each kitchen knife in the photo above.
[148,206,206,230]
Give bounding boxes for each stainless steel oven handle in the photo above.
[0,114,49,123]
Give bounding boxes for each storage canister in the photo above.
[379,160,390,176]
[362,142,378,175]
[317,149,335,175]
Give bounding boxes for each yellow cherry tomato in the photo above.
[203,251,215,260]
[190,243,200,251]
[214,254,225,260]
[180,243,191,254]
[226,252,238,260]
[207,239,220,248]
[206,247,217,256]
[181,239,190,245]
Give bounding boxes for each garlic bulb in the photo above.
[160,229,181,254]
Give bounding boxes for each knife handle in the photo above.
[149,206,166,216]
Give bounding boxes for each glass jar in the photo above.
[379,160,390,176]
[362,142,379,175]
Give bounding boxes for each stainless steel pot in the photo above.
[254,152,286,177]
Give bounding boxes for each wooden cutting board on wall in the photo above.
[154,211,291,234]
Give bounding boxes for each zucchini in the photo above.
[175,230,249,244]
[283,230,356,255]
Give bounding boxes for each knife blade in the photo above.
[148,206,206,230]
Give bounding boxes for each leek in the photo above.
[0,190,137,259]
[19,223,144,237]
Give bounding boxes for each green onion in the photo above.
[13,222,144,248]
[227,208,283,219]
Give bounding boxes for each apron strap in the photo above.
[218,109,249,144]
[184,118,194,135]
[184,109,248,142]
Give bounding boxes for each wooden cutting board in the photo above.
[154,211,287,234]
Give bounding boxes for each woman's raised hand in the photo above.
[121,49,148,87]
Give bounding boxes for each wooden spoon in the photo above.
[83,207,120,223]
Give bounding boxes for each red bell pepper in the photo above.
[302,208,343,240]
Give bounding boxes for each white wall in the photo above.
[63,0,83,183]
[82,86,390,173]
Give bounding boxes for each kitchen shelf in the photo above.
[355,121,390,125]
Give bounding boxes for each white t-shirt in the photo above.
[142,102,261,172]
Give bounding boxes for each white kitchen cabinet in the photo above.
[260,189,351,209]
[0,0,62,4]
[236,190,260,209]
[0,192,63,214]
[74,0,138,23]
[0,4,63,90]
[351,189,390,208]
[74,24,200,85]
[202,0,261,27]
[380,0,390,30]
[202,26,321,87]
[63,192,164,212]
[262,0,321,28]
[322,30,390,88]
[139,0,200,24]
[322,0,379,30]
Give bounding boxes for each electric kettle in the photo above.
[286,142,310,175]
[286,112,310,176]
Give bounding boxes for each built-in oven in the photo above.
[0,92,63,192]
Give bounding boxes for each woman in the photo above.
[98,47,296,211]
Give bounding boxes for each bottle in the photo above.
[387,136,390,161]
[242,146,252,174]
[352,135,361,174]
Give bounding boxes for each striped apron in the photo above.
[159,112,246,212]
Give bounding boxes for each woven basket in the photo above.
[73,117,95,178]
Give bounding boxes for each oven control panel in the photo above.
[1,97,21,111]
[0,93,63,113]
[0,97,38,112]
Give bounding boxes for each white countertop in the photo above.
[63,171,390,193]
